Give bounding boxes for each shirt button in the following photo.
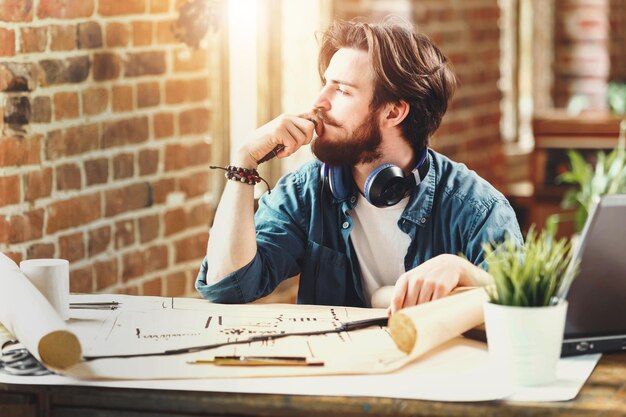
[350,196,357,204]
[342,221,350,229]
[420,217,427,224]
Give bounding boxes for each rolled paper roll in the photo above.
[0,253,81,370]
[388,287,487,357]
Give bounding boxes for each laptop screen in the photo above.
[564,194,626,340]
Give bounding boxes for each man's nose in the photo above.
[312,87,331,111]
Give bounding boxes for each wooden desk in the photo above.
[1,352,624,417]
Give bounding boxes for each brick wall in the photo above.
[554,0,610,110]
[609,0,626,82]
[0,0,216,297]
[333,0,505,189]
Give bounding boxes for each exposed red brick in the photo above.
[114,219,135,249]
[132,21,153,46]
[105,22,129,48]
[53,91,79,120]
[164,144,185,171]
[138,214,159,243]
[164,208,186,236]
[142,277,162,296]
[0,28,16,56]
[70,266,93,293]
[122,251,145,281]
[153,112,174,138]
[46,124,99,159]
[174,232,207,263]
[173,48,209,72]
[102,117,149,148]
[112,85,133,112]
[179,171,209,198]
[27,243,55,259]
[38,0,94,19]
[0,216,8,244]
[94,258,119,290]
[49,25,76,51]
[38,56,90,86]
[138,148,159,175]
[186,142,211,166]
[88,225,111,256]
[0,0,34,22]
[93,52,120,81]
[7,209,44,243]
[0,175,20,205]
[124,51,166,77]
[99,0,145,16]
[77,21,102,49]
[82,87,108,115]
[145,245,168,273]
[179,108,210,135]
[55,163,81,191]
[59,232,85,262]
[156,19,177,44]
[84,158,109,185]
[104,183,151,217]
[165,272,187,297]
[0,62,37,92]
[20,26,48,54]
[187,203,214,228]
[151,178,175,204]
[5,252,23,264]
[47,193,101,234]
[24,167,52,201]
[113,153,134,179]
[150,0,169,13]
[137,81,160,108]
[117,285,139,295]
[0,135,40,167]
[31,96,51,123]
[165,79,208,104]
[4,95,31,125]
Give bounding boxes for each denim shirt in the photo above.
[196,149,523,307]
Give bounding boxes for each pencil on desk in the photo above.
[187,356,324,366]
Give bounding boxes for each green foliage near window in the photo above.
[608,82,626,115]
[556,120,626,232]
[482,228,578,307]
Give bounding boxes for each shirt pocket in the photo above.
[299,240,349,305]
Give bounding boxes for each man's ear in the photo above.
[382,100,410,128]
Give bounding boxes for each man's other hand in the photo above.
[388,254,491,315]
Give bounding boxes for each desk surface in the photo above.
[1,352,625,417]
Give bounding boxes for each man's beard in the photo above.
[311,110,382,166]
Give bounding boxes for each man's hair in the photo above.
[318,21,457,152]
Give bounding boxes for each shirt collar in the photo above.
[402,150,435,227]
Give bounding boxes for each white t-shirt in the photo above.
[347,193,411,306]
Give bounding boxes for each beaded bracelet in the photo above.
[209,165,271,193]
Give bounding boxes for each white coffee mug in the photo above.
[20,259,70,321]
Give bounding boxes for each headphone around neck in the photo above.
[320,147,430,208]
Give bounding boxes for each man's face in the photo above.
[311,48,383,166]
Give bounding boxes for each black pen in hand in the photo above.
[256,118,318,164]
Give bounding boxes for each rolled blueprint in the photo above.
[0,253,81,369]
[388,287,487,358]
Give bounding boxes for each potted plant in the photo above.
[550,119,626,234]
[481,228,579,386]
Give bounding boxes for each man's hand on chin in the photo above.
[387,254,492,315]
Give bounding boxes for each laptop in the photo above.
[560,194,626,356]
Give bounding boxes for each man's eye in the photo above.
[336,87,349,95]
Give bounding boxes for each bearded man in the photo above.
[196,21,522,313]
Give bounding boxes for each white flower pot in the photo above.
[483,301,568,386]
